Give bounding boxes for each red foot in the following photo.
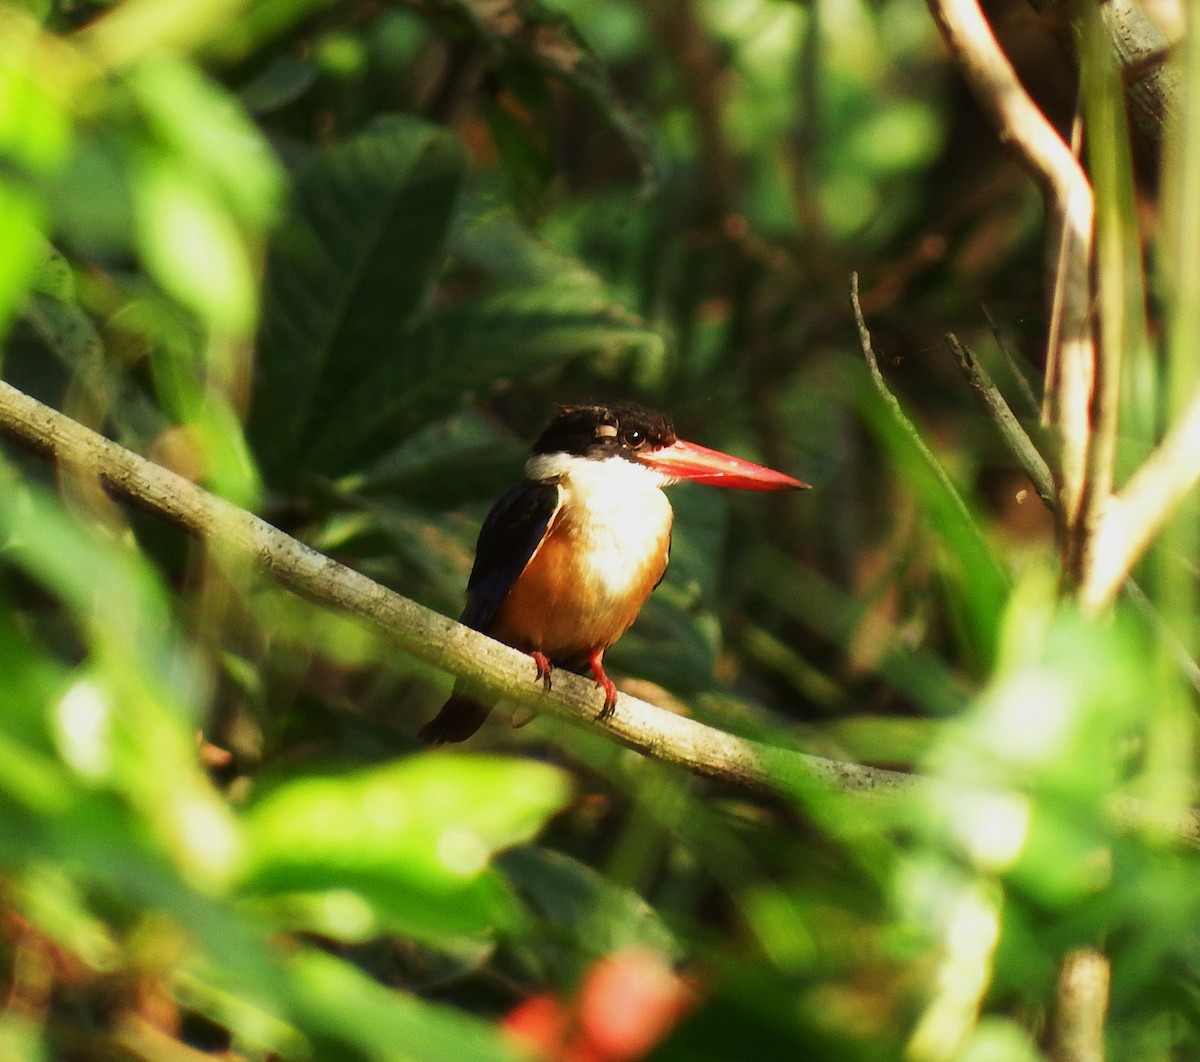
[588,647,619,721]
[530,651,553,692]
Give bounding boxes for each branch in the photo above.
[0,379,905,799]
[924,0,1096,573]
[1080,385,1200,611]
[1096,0,1177,136]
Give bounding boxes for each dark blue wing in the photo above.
[459,480,561,633]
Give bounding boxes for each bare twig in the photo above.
[924,0,1096,574]
[946,333,1057,511]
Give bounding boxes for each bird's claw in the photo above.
[530,651,553,692]
[587,646,619,723]
[594,676,618,722]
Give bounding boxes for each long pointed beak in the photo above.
[636,439,809,491]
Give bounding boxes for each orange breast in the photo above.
[490,503,671,660]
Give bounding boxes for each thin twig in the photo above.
[980,303,1041,418]
[945,333,1057,511]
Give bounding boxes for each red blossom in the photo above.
[502,949,693,1062]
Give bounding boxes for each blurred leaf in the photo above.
[499,845,680,984]
[133,152,258,334]
[128,53,282,228]
[236,54,319,113]
[356,418,524,504]
[49,127,137,254]
[481,92,555,210]
[920,579,1147,908]
[81,0,321,68]
[854,363,1008,671]
[654,960,886,1062]
[749,546,967,715]
[20,245,166,447]
[239,755,571,938]
[444,0,659,189]
[0,465,241,889]
[0,21,70,340]
[284,947,521,1062]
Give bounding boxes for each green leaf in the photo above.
[284,948,522,1062]
[0,26,70,340]
[922,580,1148,906]
[299,281,661,475]
[21,244,134,437]
[238,755,571,939]
[250,115,467,485]
[0,466,241,889]
[499,846,679,983]
[127,53,282,229]
[133,152,258,333]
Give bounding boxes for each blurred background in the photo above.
[0,0,1194,1059]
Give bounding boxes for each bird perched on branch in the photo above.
[419,402,807,744]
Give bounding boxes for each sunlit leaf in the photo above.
[133,153,258,334]
[0,22,70,339]
[238,755,571,937]
[127,53,282,228]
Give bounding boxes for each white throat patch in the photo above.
[523,451,674,607]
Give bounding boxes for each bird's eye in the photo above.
[620,428,645,450]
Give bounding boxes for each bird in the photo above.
[419,402,808,744]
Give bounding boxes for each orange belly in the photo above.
[490,510,670,660]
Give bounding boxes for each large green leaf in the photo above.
[237,754,572,939]
[252,114,665,485]
[250,115,467,485]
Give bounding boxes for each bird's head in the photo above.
[525,402,808,491]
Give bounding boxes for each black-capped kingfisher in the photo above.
[419,402,808,744]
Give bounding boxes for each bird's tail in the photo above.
[418,689,494,745]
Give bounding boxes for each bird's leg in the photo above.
[587,646,619,720]
[530,651,553,692]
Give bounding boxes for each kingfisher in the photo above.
[419,402,807,744]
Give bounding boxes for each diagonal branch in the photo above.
[0,378,903,799]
